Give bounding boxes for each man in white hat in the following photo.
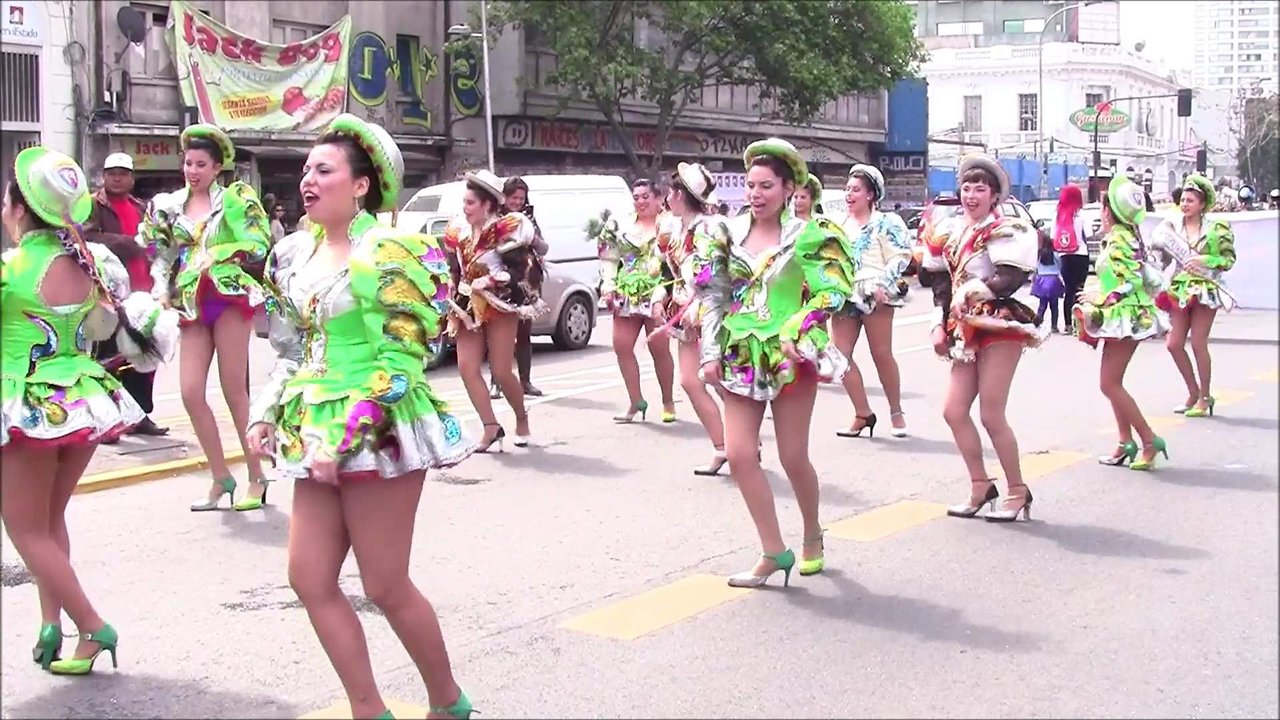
[86,151,169,439]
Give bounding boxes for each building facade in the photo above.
[912,0,1120,50]
[2,0,78,243]
[1193,0,1279,96]
[923,40,1194,200]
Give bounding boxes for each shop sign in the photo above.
[169,0,351,131]
[110,137,183,172]
[873,151,928,206]
[1,1,47,47]
[1069,105,1130,134]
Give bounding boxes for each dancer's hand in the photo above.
[156,292,171,309]
[309,450,339,486]
[700,360,722,385]
[930,325,949,358]
[1185,255,1210,275]
[602,292,617,311]
[781,341,802,364]
[873,286,890,305]
[650,303,666,323]
[245,423,275,459]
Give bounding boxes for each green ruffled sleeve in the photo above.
[1203,219,1236,271]
[348,227,451,396]
[139,192,181,298]
[690,216,733,365]
[779,217,856,343]
[597,217,622,295]
[1092,226,1140,307]
[203,181,270,277]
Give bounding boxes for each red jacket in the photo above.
[85,191,151,293]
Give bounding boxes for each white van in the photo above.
[387,174,634,288]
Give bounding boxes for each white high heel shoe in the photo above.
[890,411,908,438]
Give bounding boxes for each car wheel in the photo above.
[552,293,593,350]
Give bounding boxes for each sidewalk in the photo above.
[79,409,249,492]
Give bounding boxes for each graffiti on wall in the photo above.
[348,31,439,129]
[447,46,483,118]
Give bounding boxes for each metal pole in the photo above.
[480,0,495,174]
[1092,113,1101,203]
[1038,2,1085,200]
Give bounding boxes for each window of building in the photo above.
[1239,31,1270,38]
[1085,92,1104,109]
[1208,31,1233,39]
[1216,65,1235,75]
[1002,18,1047,33]
[1241,53,1263,61]
[1213,20,1233,28]
[937,21,983,35]
[1238,64,1264,73]
[1018,93,1038,132]
[1212,53,1234,61]
[271,20,328,45]
[129,2,176,78]
[1213,77,1233,86]
[1238,19,1262,28]
[1238,6,1270,15]
[963,95,982,132]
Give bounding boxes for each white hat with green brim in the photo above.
[14,146,92,228]
[1107,174,1148,227]
[180,123,236,167]
[801,174,823,203]
[743,138,809,187]
[676,161,716,205]
[324,114,404,213]
[847,163,885,203]
[1181,173,1216,209]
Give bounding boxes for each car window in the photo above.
[404,193,444,213]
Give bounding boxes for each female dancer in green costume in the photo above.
[1075,174,1172,470]
[138,124,273,511]
[598,179,678,423]
[2,147,177,675]
[245,114,476,720]
[692,138,857,587]
[1152,173,1237,418]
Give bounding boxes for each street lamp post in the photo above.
[447,1,495,174]
[1038,1,1095,200]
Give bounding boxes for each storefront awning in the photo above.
[91,122,450,150]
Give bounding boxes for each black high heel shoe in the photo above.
[836,413,877,438]
[477,422,506,453]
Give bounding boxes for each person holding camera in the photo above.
[488,177,548,398]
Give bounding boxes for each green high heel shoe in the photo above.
[48,623,118,675]
[375,710,395,720]
[191,477,237,511]
[32,623,63,670]
[430,689,475,719]
[1130,437,1169,471]
[727,548,796,588]
[233,482,270,512]
[798,530,825,576]
[613,399,649,423]
[1184,396,1216,418]
[1098,440,1139,466]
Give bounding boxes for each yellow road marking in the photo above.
[75,450,247,494]
[300,699,427,720]
[561,574,752,641]
[826,500,948,542]
[1211,389,1254,407]
[993,450,1091,481]
[1254,369,1279,383]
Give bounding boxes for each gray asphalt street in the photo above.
[3,302,1277,719]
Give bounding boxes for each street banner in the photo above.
[167,0,351,131]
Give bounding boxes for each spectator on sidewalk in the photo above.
[270,202,287,241]
[85,152,169,441]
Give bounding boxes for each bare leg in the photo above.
[455,327,500,444]
[722,391,782,559]
[831,315,873,430]
[678,340,725,453]
[344,471,463,712]
[942,360,986,494]
[2,445,106,656]
[975,342,1025,493]
[1188,305,1218,410]
[1165,308,1198,407]
[644,317,677,414]
[37,444,89,627]
[863,306,905,429]
[1101,338,1157,455]
[611,316,645,410]
[485,314,528,437]
[212,310,266,497]
[288,480,385,719]
[770,374,822,559]
[180,324,232,498]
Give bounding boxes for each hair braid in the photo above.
[58,220,160,360]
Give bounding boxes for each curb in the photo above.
[76,449,247,495]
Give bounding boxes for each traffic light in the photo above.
[1196,144,1207,172]
[1177,88,1193,117]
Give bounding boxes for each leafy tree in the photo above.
[1234,92,1278,193]
[483,0,924,179]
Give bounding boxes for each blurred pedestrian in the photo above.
[1051,184,1088,333]
[488,176,547,398]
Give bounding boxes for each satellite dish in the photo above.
[117,7,147,44]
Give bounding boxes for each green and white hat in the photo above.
[743,138,809,186]
[801,174,823,203]
[1181,173,1216,209]
[847,163,885,202]
[14,146,92,228]
[180,123,235,166]
[324,114,404,213]
[1107,174,1148,227]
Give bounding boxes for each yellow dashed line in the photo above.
[826,500,948,542]
[997,450,1091,481]
[300,698,427,720]
[1210,389,1254,407]
[1253,369,1279,383]
[561,574,752,641]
